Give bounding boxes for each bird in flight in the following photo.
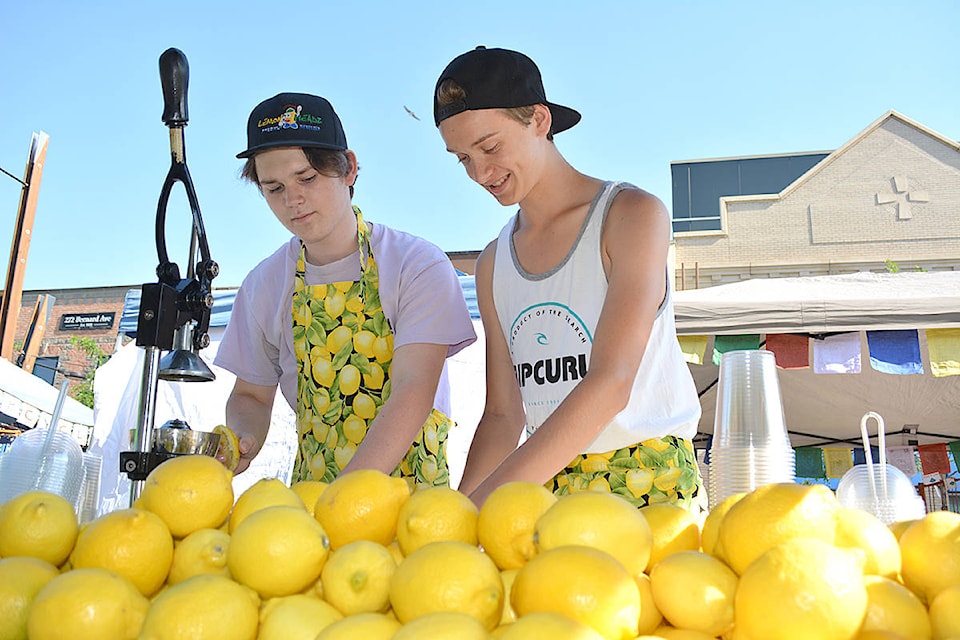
[404,105,421,121]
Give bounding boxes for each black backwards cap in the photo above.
[237,92,347,159]
[433,46,581,134]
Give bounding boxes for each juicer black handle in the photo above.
[160,48,189,128]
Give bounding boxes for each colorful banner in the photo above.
[886,446,919,477]
[813,333,861,374]
[853,446,881,465]
[712,334,761,366]
[823,447,854,478]
[866,329,924,375]
[918,443,951,474]
[678,335,709,365]
[926,328,960,378]
[766,334,810,369]
[949,441,960,469]
[795,447,826,479]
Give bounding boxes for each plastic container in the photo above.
[708,350,795,508]
[0,427,85,507]
[835,412,926,525]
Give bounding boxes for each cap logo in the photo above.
[257,104,325,134]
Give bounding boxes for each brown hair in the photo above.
[435,79,554,141]
[241,147,357,197]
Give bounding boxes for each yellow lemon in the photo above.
[888,518,919,541]
[499,611,606,640]
[353,393,378,419]
[137,454,235,538]
[700,491,746,557]
[314,612,401,640]
[649,550,737,637]
[212,424,241,472]
[228,477,305,533]
[860,575,932,640]
[228,505,330,598]
[899,510,960,603]
[635,571,663,635]
[534,491,652,577]
[649,628,719,639]
[389,540,503,630]
[310,453,329,481]
[353,330,377,358]
[334,443,358,470]
[325,290,347,318]
[327,325,353,354]
[625,467,655,500]
[291,479,328,517]
[138,574,259,640]
[639,502,701,572]
[372,335,393,362]
[477,481,558,570]
[313,357,336,387]
[69,507,173,597]
[397,486,479,555]
[387,540,405,564]
[833,507,901,579]
[499,569,519,625]
[0,556,59,640]
[258,593,343,640]
[320,539,397,615]
[27,568,149,640]
[716,482,839,575]
[929,584,960,640]
[363,362,385,389]
[167,527,231,585]
[392,611,492,640]
[314,469,410,549]
[512,545,640,640]
[734,537,868,640]
[342,414,367,444]
[339,363,361,396]
[0,490,78,566]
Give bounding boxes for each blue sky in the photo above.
[1,0,957,290]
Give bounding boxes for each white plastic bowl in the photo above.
[835,463,926,525]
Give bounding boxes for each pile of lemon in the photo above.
[1,455,960,640]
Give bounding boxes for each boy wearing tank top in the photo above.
[434,46,703,509]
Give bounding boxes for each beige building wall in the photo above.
[673,112,960,290]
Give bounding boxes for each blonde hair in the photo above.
[436,79,553,140]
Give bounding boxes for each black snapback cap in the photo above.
[433,46,581,134]
[237,92,347,159]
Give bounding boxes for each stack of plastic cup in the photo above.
[708,350,795,509]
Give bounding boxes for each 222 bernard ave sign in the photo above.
[59,312,116,331]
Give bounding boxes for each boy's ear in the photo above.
[533,104,552,136]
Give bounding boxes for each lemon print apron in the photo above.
[291,207,452,489]
[546,436,702,510]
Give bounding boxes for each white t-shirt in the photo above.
[214,221,477,414]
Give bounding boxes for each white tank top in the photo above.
[492,181,701,452]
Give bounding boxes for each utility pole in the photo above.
[0,131,49,360]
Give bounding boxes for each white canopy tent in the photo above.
[0,356,93,446]
[673,271,960,448]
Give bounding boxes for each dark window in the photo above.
[32,356,59,386]
[671,152,829,233]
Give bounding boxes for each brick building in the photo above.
[7,286,132,389]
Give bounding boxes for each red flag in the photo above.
[766,334,810,369]
[918,443,951,474]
